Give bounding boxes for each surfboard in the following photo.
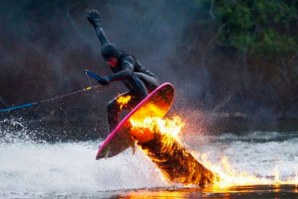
[96,82,174,160]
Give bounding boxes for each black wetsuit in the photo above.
[88,10,160,132]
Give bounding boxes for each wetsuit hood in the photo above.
[101,43,121,60]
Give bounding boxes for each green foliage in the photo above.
[211,0,298,58]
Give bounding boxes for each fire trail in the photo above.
[136,131,217,187]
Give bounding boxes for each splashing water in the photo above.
[0,119,297,194]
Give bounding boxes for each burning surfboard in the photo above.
[96,82,216,186]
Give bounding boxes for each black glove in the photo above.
[87,10,101,27]
[97,76,110,85]
[86,70,109,85]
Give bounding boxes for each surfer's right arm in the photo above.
[87,10,110,46]
[105,58,135,83]
[87,60,134,86]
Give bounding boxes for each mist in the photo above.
[0,0,201,105]
[1,0,297,138]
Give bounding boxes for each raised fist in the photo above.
[87,9,101,27]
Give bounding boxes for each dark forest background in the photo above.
[0,0,297,141]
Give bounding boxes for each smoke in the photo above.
[0,0,211,139]
[0,0,200,106]
[1,0,296,131]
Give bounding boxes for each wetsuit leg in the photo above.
[131,74,149,99]
[106,100,119,132]
[107,91,128,132]
[107,91,141,132]
[134,72,160,92]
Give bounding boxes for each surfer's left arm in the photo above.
[87,10,110,46]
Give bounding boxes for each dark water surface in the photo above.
[118,185,297,198]
[1,185,297,198]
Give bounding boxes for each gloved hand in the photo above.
[86,70,109,85]
[87,10,101,27]
[97,76,110,85]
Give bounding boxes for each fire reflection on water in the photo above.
[121,185,298,199]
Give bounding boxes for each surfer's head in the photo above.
[101,43,121,67]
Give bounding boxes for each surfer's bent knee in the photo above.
[107,100,120,113]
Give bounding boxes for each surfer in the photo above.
[87,10,160,132]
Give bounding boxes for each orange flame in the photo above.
[129,115,185,143]
[130,114,216,186]
[129,109,298,188]
[117,95,131,110]
[198,154,298,188]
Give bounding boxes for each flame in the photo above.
[129,114,216,186]
[198,154,298,188]
[129,115,184,143]
[117,95,131,110]
[128,100,185,143]
[128,108,298,188]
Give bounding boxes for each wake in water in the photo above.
[0,118,297,193]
